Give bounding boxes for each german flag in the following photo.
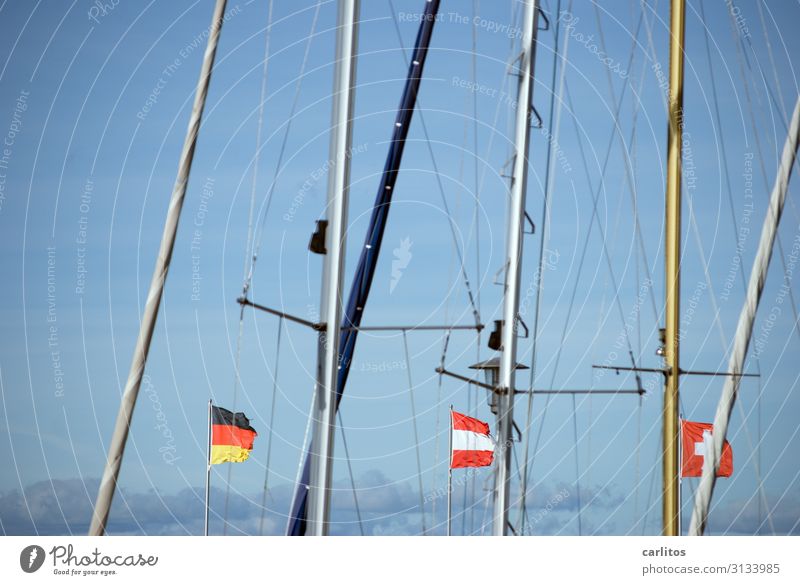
[211,406,257,464]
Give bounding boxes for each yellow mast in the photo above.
[663,0,685,536]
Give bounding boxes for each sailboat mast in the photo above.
[663,0,685,537]
[494,0,540,537]
[286,0,442,536]
[307,0,360,536]
[88,0,229,536]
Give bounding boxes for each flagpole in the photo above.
[447,405,453,537]
[678,419,682,536]
[205,399,212,536]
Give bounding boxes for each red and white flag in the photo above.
[681,420,733,478]
[450,410,494,469]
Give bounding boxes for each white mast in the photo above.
[89,0,229,536]
[306,0,360,536]
[688,95,800,535]
[494,0,540,536]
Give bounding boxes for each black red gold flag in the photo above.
[210,406,257,464]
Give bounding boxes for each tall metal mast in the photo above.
[662,0,685,537]
[89,0,229,536]
[494,0,540,536]
[306,0,360,536]
[287,0,442,536]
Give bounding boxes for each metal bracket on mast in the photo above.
[524,211,536,234]
[529,106,543,129]
[537,9,550,31]
[493,262,509,286]
[515,316,529,339]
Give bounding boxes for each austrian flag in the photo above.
[450,410,494,468]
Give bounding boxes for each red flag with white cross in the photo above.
[681,420,733,478]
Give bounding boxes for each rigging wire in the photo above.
[242,0,275,300]
[571,393,582,534]
[337,410,365,536]
[386,1,483,528]
[635,0,679,535]
[582,7,648,535]
[693,0,776,535]
[641,0,784,535]
[479,469,493,535]
[471,0,523,535]
[557,28,646,385]
[534,4,684,532]
[564,3,684,532]
[688,0,796,533]
[753,0,798,531]
[628,0,644,528]
[473,0,528,535]
[466,0,482,538]
[581,23,658,535]
[592,3,660,325]
[509,442,525,535]
[285,379,317,534]
[634,392,643,527]
[752,2,800,232]
[432,330,451,531]
[636,0,780,534]
[755,1,789,120]
[472,0,482,324]
[472,2,523,208]
[442,6,475,535]
[639,435,661,535]
[386,0,482,327]
[402,331,428,535]
[385,0,485,534]
[258,315,282,535]
[524,7,647,500]
[519,0,566,535]
[452,104,469,534]
[720,2,800,343]
[246,1,323,289]
[224,0,277,534]
[640,0,783,534]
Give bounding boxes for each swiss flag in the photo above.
[681,420,733,478]
[451,411,494,469]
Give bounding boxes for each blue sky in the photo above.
[0,0,799,536]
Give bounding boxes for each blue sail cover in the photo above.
[287,0,442,535]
